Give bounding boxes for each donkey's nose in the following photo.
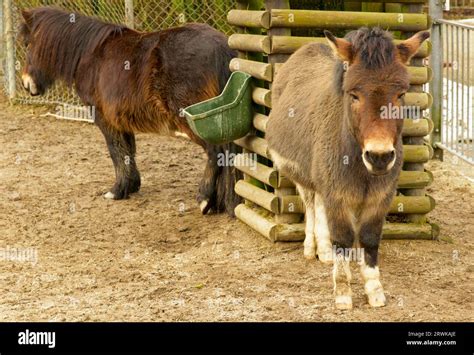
[363,149,396,175]
[21,73,39,96]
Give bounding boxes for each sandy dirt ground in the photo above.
[0,95,473,322]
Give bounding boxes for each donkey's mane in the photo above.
[345,27,395,69]
[21,7,129,85]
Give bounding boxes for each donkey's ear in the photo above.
[324,30,353,63]
[396,31,430,64]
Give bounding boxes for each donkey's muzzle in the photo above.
[21,73,39,96]
[363,150,396,175]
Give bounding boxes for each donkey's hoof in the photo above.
[303,247,316,260]
[105,174,140,201]
[104,191,115,199]
[317,249,333,264]
[367,291,386,308]
[317,242,333,263]
[335,295,353,310]
[365,279,386,307]
[199,200,211,214]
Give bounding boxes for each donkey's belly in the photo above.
[106,102,205,145]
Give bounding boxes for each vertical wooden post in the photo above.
[125,0,134,29]
[4,0,15,100]
[236,0,248,60]
[385,2,403,39]
[343,1,361,11]
[265,0,301,224]
[265,0,291,64]
[361,2,384,13]
[428,0,444,160]
[0,0,4,75]
[234,0,266,204]
[402,3,428,224]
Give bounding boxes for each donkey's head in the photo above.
[325,27,429,175]
[20,9,55,96]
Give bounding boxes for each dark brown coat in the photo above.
[20,7,241,215]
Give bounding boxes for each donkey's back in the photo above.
[272,42,335,106]
[268,42,342,191]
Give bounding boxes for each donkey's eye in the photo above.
[350,93,359,102]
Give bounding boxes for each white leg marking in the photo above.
[296,184,316,260]
[314,194,333,264]
[174,132,190,139]
[199,200,209,213]
[104,191,115,199]
[360,261,386,308]
[303,205,316,259]
[333,253,352,310]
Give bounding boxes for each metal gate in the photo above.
[437,19,474,164]
[430,0,474,165]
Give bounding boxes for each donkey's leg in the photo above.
[296,184,316,260]
[197,143,220,214]
[327,207,355,310]
[313,193,333,264]
[96,119,140,200]
[359,218,386,307]
[333,251,353,310]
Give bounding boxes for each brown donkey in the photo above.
[20,7,241,216]
[266,27,429,309]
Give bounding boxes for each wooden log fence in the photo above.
[269,9,430,31]
[268,35,432,57]
[235,204,439,242]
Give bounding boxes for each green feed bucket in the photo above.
[184,71,253,145]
